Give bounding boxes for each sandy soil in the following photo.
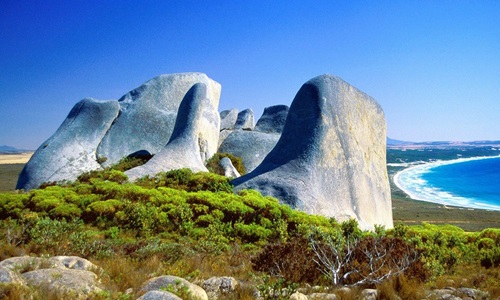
[0,153,33,164]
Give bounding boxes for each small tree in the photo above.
[310,228,422,286]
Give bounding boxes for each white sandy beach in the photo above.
[0,152,33,164]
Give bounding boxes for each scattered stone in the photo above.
[219,157,241,178]
[21,268,103,299]
[140,275,208,300]
[138,290,183,300]
[126,83,218,181]
[220,109,239,131]
[457,287,489,299]
[97,72,221,167]
[309,293,338,300]
[16,98,120,190]
[233,74,392,230]
[362,288,378,300]
[234,108,255,130]
[289,291,308,300]
[202,276,239,300]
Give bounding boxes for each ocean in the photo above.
[394,155,500,211]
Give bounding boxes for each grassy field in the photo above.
[1,161,499,231]
[0,163,24,192]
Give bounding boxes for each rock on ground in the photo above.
[138,290,183,300]
[126,83,218,181]
[16,98,120,190]
[140,275,208,300]
[219,157,241,178]
[254,105,289,133]
[97,72,221,167]
[220,109,239,131]
[202,276,239,300]
[233,74,392,230]
[22,268,103,298]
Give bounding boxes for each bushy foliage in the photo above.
[206,153,246,175]
[251,236,324,284]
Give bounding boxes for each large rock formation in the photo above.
[126,83,218,181]
[17,73,221,190]
[97,72,221,166]
[232,75,392,230]
[16,98,120,191]
[218,105,288,172]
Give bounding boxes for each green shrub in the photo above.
[206,153,246,175]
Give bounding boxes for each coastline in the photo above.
[0,152,33,164]
[393,155,500,212]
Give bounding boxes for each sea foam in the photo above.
[394,155,500,211]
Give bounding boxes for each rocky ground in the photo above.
[0,255,492,300]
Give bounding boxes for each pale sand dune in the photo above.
[0,152,33,164]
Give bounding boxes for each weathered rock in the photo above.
[220,109,239,131]
[361,288,378,300]
[16,98,120,190]
[0,266,24,284]
[219,157,241,178]
[218,130,280,173]
[309,293,338,299]
[138,290,183,300]
[97,72,221,166]
[254,105,289,133]
[234,108,255,130]
[22,268,103,298]
[140,275,208,300]
[0,256,65,272]
[49,256,101,273]
[126,83,218,180]
[202,276,239,300]
[233,75,392,230]
[217,105,288,173]
[289,291,308,300]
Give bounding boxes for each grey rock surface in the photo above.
[138,290,183,300]
[220,109,239,131]
[97,72,221,166]
[233,74,392,230]
[140,275,208,300]
[289,291,308,300]
[219,157,241,178]
[234,108,255,130]
[217,105,288,173]
[50,256,101,273]
[309,293,338,300]
[218,130,280,173]
[22,268,103,298]
[202,276,239,300]
[254,105,289,133]
[16,98,120,190]
[126,83,218,181]
[0,266,24,284]
[0,256,65,272]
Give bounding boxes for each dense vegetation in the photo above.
[0,158,499,298]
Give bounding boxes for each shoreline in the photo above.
[393,155,500,212]
[0,152,33,164]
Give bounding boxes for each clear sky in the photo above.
[1,0,499,150]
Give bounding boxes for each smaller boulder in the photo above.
[234,109,254,130]
[202,276,239,300]
[309,293,338,300]
[0,256,65,273]
[289,291,308,300]
[140,275,208,300]
[219,157,241,178]
[254,105,289,133]
[220,109,239,130]
[50,256,101,273]
[362,289,378,300]
[22,268,103,298]
[138,290,183,300]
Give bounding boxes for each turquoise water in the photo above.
[394,156,500,211]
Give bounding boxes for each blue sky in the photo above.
[1,0,499,150]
